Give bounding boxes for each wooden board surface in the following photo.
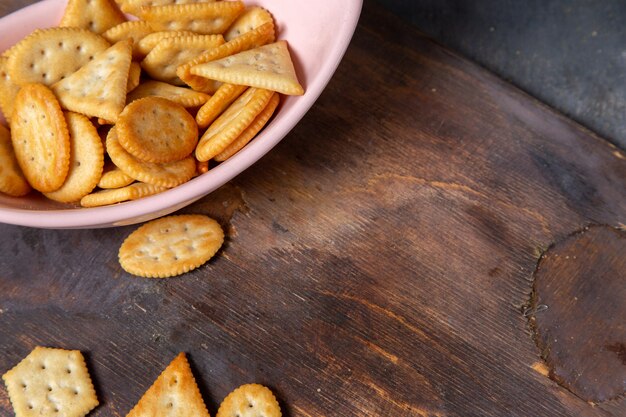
[1,1,625,416]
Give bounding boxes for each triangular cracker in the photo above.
[59,0,126,34]
[51,40,133,122]
[190,40,303,95]
[138,2,244,34]
[126,353,211,417]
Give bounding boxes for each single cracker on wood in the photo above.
[141,34,224,85]
[190,40,304,96]
[59,0,126,34]
[136,30,197,57]
[223,6,274,42]
[98,162,135,189]
[195,87,273,161]
[216,384,281,417]
[196,83,247,128]
[44,112,104,203]
[80,182,166,207]
[117,96,198,163]
[106,127,196,187]
[2,346,99,417]
[102,21,155,59]
[127,80,210,108]
[0,56,21,121]
[51,40,133,122]
[119,215,224,278]
[121,0,216,16]
[177,21,274,93]
[0,124,31,196]
[214,92,279,162]
[6,28,110,86]
[138,2,244,34]
[125,353,211,416]
[10,83,70,192]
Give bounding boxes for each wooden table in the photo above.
[1,1,625,416]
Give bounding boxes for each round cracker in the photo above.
[106,127,196,188]
[117,97,198,163]
[44,113,104,203]
[0,124,31,196]
[223,6,274,41]
[10,83,70,192]
[80,182,167,207]
[119,214,224,278]
[195,87,273,162]
[98,162,135,189]
[216,384,281,417]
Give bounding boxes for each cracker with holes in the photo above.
[44,112,104,203]
[141,34,224,85]
[126,353,211,416]
[0,56,21,120]
[0,124,31,197]
[10,83,70,192]
[195,87,273,161]
[191,40,303,96]
[97,162,134,189]
[196,83,247,128]
[2,346,99,417]
[216,384,281,417]
[80,182,167,207]
[117,97,198,163]
[59,0,126,34]
[121,0,216,16]
[106,127,196,187]
[119,214,224,278]
[127,80,210,108]
[136,30,197,57]
[51,40,133,122]
[6,28,110,86]
[102,21,155,59]
[224,6,274,42]
[138,2,245,34]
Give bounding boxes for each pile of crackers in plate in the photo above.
[3,347,282,417]
[0,0,303,207]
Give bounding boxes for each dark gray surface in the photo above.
[375,0,626,149]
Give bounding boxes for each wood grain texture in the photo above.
[1,1,625,416]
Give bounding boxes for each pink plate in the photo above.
[0,0,362,228]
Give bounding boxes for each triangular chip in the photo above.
[126,353,211,417]
[190,40,303,95]
[59,0,126,34]
[51,40,133,122]
[138,2,244,34]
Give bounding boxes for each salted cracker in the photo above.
[195,83,247,128]
[44,113,104,203]
[117,96,198,163]
[119,215,224,278]
[216,384,281,417]
[59,0,126,34]
[0,56,21,120]
[214,92,279,162]
[51,40,133,122]
[80,182,167,207]
[106,127,196,187]
[121,0,216,16]
[0,124,31,196]
[138,2,244,35]
[223,6,274,41]
[195,87,273,161]
[97,162,135,189]
[127,62,142,92]
[10,83,70,192]
[2,346,99,417]
[102,21,154,58]
[6,28,110,86]
[136,31,197,57]
[191,40,303,96]
[127,80,210,108]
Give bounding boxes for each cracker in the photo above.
[2,346,99,417]
[10,83,70,192]
[126,353,211,416]
[141,34,224,85]
[80,182,166,207]
[59,0,126,34]
[44,113,104,203]
[119,215,224,278]
[127,62,142,92]
[224,6,274,41]
[216,384,281,417]
[102,21,155,59]
[136,31,197,57]
[195,87,273,161]
[196,159,209,175]
[214,92,278,162]
[0,56,21,121]
[0,124,31,196]
[51,40,133,122]
[196,83,247,128]
[106,127,196,187]
[121,0,216,16]
[191,40,303,96]
[138,2,245,34]
[117,97,198,163]
[98,162,135,189]
[177,21,274,92]
[6,28,110,86]
[127,80,210,108]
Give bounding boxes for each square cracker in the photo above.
[2,346,99,417]
[138,2,244,34]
